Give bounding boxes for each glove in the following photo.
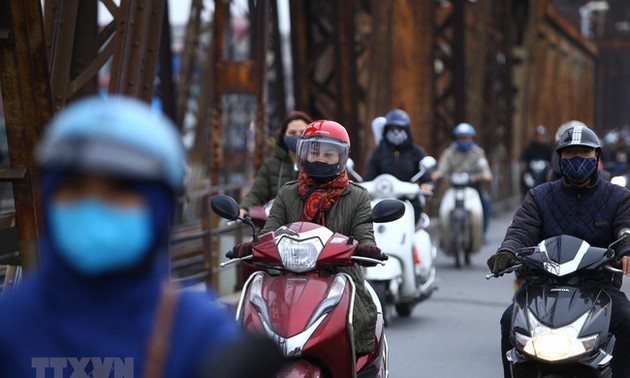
[356,244,382,259]
[227,242,253,259]
[487,251,515,275]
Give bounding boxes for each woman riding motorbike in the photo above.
[230,120,384,355]
[239,111,312,218]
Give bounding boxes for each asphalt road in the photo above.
[385,200,630,377]
[384,203,517,377]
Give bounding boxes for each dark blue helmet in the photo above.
[384,109,410,128]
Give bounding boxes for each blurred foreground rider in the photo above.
[0,96,281,377]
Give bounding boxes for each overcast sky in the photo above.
[99,0,290,33]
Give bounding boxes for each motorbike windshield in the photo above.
[525,235,609,276]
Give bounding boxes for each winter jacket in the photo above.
[435,143,492,179]
[240,145,298,210]
[498,176,630,285]
[261,179,377,354]
[364,138,432,184]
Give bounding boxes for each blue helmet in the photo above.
[36,96,186,193]
[384,109,411,128]
[453,123,476,137]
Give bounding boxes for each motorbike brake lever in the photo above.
[219,255,253,268]
[485,263,523,280]
[351,256,387,266]
[604,265,624,274]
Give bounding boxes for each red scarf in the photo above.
[298,170,349,226]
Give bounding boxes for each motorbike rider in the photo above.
[230,120,383,355]
[364,109,434,224]
[0,96,246,376]
[239,111,312,217]
[487,123,630,378]
[432,122,493,238]
[519,125,553,195]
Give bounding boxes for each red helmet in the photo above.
[297,120,350,180]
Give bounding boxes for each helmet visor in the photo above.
[297,137,349,174]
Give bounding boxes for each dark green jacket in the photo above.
[240,145,298,210]
[261,179,377,354]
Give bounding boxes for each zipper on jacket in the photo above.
[394,150,400,177]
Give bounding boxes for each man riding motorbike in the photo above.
[364,109,434,225]
[519,125,553,195]
[432,123,493,238]
[487,123,630,378]
[229,120,383,355]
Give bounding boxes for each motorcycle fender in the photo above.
[278,360,323,377]
[413,229,435,280]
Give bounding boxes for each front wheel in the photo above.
[395,303,413,317]
[453,223,465,269]
[372,281,392,326]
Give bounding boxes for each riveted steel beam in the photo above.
[0,0,54,270]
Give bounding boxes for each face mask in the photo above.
[48,197,153,276]
[283,135,300,152]
[559,156,597,182]
[456,141,473,152]
[385,130,408,146]
[304,161,339,182]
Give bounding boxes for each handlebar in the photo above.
[351,255,388,266]
[485,262,523,280]
[220,254,253,268]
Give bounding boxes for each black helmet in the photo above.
[555,121,601,154]
[384,109,410,128]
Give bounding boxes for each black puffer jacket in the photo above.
[364,134,432,184]
[498,176,630,285]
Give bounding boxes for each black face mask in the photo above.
[304,161,339,183]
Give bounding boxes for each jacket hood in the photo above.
[36,169,174,303]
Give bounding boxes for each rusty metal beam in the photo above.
[0,0,54,269]
[108,0,165,103]
[289,0,361,160]
[433,0,467,153]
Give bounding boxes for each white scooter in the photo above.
[438,172,484,268]
[347,157,438,325]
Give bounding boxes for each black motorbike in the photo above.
[487,231,630,377]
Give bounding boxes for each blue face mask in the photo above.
[456,141,474,152]
[283,135,300,152]
[48,198,153,276]
[560,156,597,182]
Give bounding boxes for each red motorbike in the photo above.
[211,195,404,377]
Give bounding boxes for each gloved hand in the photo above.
[226,242,253,259]
[356,244,382,259]
[486,251,515,275]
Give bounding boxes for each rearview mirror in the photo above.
[619,228,630,239]
[210,195,240,221]
[370,199,406,223]
[420,156,437,172]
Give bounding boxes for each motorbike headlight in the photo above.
[612,175,627,187]
[514,312,597,362]
[277,237,323,273]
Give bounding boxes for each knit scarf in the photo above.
[298,170,349,226]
